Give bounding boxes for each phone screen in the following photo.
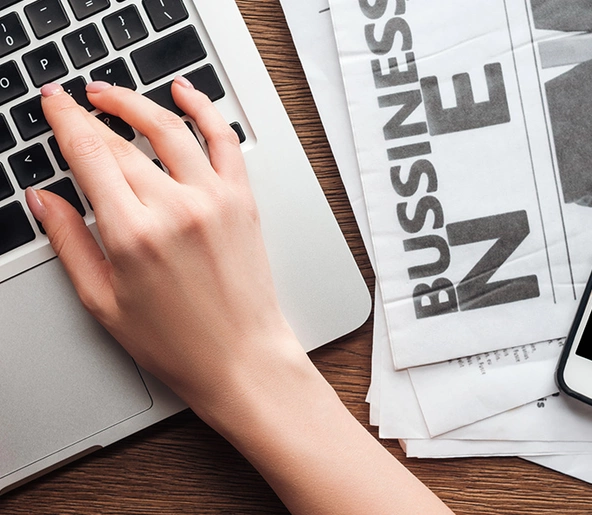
[576,318,592,360]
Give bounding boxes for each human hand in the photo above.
[26,78,305,428]
[26,79,455,515]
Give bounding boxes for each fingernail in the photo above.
[86,81,113,94]
[40,83,63,97]
[173,75,194,89]
[25,188,47,223]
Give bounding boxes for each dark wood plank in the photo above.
[2,1,592,513]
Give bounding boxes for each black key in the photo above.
[184,121,203,150]
[0,202,35,256]
[96,112,135,140]
[10,95,50,140]
[9,143,55,188]
[91,58,136,89]
[144,80,182,115]
[230,122,246,144]
[131,25,206,85]
[38,177,85,233]
[0,113,16,153]
[144,65,224,116]
[48,135,69,170]
[103,5,148,50]
[63,23,108,69]
[68,0,109,20]
[0,13,30,58]
[62,76,93,111]
[0,0,21,10]
[152,158,163,170]
[0,163,14,201]
[24,0,70,39]
[185,65,224,101]
[22,42,68,87]
[142,0,187,31]
[0,60,27,106]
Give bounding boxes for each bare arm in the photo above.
[28,79,453,515]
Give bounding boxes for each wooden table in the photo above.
[3,1,592,513]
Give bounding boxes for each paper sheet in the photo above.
[444,392,592,442]
[408,339,564,435]
[328,0,592,369]
[524,454,592,484]
[403,439,592,459]
[278,0,375,267]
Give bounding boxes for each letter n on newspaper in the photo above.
[330,0,592,368]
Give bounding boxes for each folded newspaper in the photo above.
[330,0,592,369]
[277,0,592,485]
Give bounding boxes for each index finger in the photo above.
[40,83,140,218]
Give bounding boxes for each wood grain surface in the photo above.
[3,1,592,513]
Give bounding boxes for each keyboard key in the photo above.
[144,65,224,116]
[11,95,51,140]
[0,61,28,106]
[0,13,30,58]
[0,163,14,201]
[91,58,136,89]
[44,178,85,216]
[144,80,182,115]
[131,25,206,85]
[22,42,68,87]
[63,23,108,69]
[0,202,36,256]
[24,0,70,39]
[62,76,94,111]
[142,0,187,32]
[0,113,16,153]
[230,122,246,144]
[185,65,224,101]
[68,0,109,20]
[9,143,55,189]
[96,113,135,140]
[0,0,21,10]
[103,5,148,50]
[38,177,85,233]
[48,135,69,170]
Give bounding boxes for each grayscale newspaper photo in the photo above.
[330,0,592,368]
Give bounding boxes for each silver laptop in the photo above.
[0,0,371,494]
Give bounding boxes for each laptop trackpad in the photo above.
[0,258,152,478]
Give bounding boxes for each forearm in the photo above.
[188,343,454,515]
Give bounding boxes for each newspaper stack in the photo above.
[279,0,592,483]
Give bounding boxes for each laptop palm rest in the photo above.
[0,258,153,479]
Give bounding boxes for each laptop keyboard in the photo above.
[0,0,247,262]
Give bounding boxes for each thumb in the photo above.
[25,187,113,316]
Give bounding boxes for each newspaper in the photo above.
[329,0,592,368]
[408,339,563,435]
[278,0,592,484]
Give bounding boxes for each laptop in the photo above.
[0,0,371,494]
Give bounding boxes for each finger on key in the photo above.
[41,83,140,218]
[85,82,212,186]
[83,108,175,202]
[25,187,115,317]
[171,77,247,188]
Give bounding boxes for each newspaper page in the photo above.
[329,0,592,368]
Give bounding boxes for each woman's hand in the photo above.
[27,79,454,515]
[26,78,305,427]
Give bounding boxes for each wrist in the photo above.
[184,330,328,439]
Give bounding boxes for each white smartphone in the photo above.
[557,271,592,406]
